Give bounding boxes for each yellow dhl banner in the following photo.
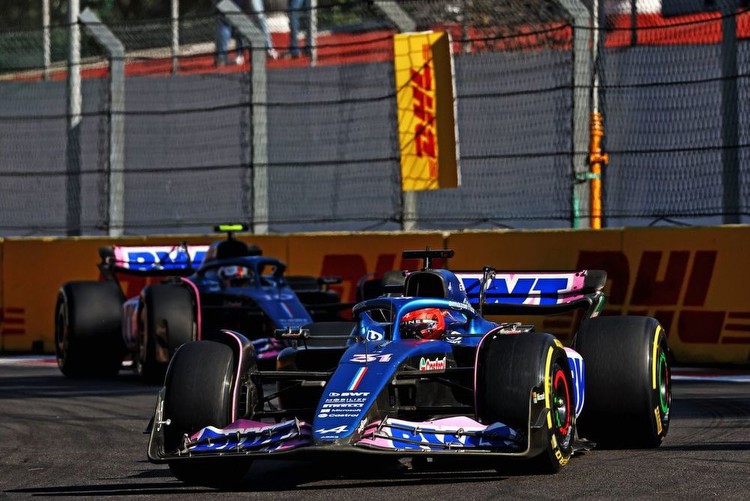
[393,31,459,191]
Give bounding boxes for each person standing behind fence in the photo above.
[250,0,280,60]
[287,0,312,59]
[216,0,279,66]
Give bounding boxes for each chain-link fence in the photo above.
[0,0,748,236]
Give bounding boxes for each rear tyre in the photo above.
[137,283,195,383]
[55,281,124,378]
[163,341,251,488]
[477,332,575,473]
[573,316,671,448]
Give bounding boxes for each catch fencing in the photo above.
[0,0,748,236]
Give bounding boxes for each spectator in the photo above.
[216,0,279,66]
[215,0,243,65]
[249,0,280,60]
[288,0,312,58]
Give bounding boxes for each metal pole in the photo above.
[310,0,318,66]
[217,0,269,234]
[65,0,82,236]
[720,0,739,224]
[588,0,608,229]
[558,0,592,229]
[592,0,599,116]
[373,0,417,230]
[79,8,126,237]
[171,0,179,74]
[43,0,51,79]
[373,1,416,32]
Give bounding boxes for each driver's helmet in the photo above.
[400,308,446,340]
[218,265,252,287]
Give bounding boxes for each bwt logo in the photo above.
[119,249,207,271]
[460,275,573,305]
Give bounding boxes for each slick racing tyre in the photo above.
[163,341,252,488]
[55,281,124,378]
[573,316,671,448]
[476,331,575,473]
[137,283,195,383]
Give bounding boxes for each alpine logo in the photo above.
[315,425,349,435]
[419,356,447,372]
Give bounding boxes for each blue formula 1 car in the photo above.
[147,249,672,485]
[54,225,346,381]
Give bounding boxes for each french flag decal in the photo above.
[280,302,294,317]
[348,367,367,391]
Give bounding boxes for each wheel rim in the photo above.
[552,364,572,438]
[657,350,670,415]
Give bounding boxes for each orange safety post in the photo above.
[589,112,609,229]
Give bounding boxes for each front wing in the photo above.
[148,389,552,462]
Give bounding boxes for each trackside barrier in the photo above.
[447,226,750,365]
[1,227,748,365]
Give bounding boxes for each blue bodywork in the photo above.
[148,260,602,462]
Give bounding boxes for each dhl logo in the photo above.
[410,44,438,178]
[0,307,25,336]
[319,250,750,347]
[576,250,750,346]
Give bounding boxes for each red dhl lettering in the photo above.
[577,250,750,346]
[410,44,437,165]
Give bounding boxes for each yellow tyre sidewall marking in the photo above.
[651,324,662,390]
[545,346,554,430]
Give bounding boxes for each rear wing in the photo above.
[456,269,607,316]
[99,244,209,277]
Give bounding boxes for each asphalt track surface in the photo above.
[1,359,749,500]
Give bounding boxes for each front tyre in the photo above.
[162,341,251,488]
[573,316,671,448]
[476,332,575,473]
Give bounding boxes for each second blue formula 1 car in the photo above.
[147,249,672,485]
[54,225,346,381]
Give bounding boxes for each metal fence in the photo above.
[0,0,748,236]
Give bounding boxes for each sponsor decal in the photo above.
[315,425,349,435]
[532,391,545,404]
[115,245,208,271]
[654,407,663,435]
[366,329,384,341]
[319,414,360,419]
[445,332,462,344]
[418,356,447,372]
[459,274,575,306]
[327,391,370,397]
[565,349,585,417]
